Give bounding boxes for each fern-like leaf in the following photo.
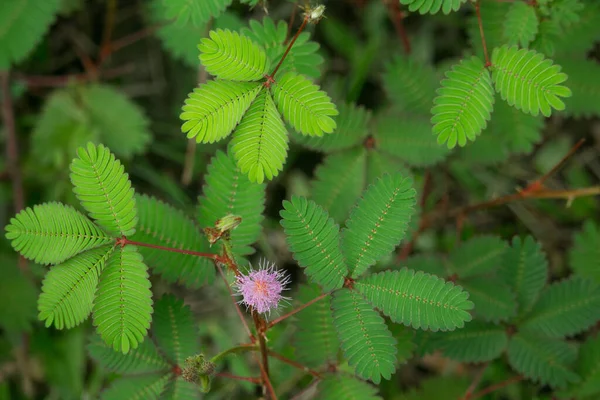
[559,58,600,118]
[293,285,339,368]
[70,142,138,237]
[198,150,265,258]
[403,254,446,278]
[355,269,474,331]
[181,80,262,143]
[365,151,410,186]
[230,89,288,183]
[500,236,548,315]
[131,194,215,288]
[570,335,600,398]
[503,2,539,48]
[489,95,544,154]
[432,56,495,148]
[374,114,449,167]
[447,236,507,279]
[160,378,201,400]
[88,334,168,374]
[311,147,367,224]
[38,246,113,329]
[553,3,600,57]
[399,0,467,15]
[382,54,438,115]
[280,196,348,291]
[271,72,338,137]
[431,320,508,362]
[520,276,600,339]
[93,246,153,354]
[101,373,171,400]
[508,332,580,389]
[163,0,232,27]
[199,29,269,81]
[0,0,61,68]
[331,289,397,384]
[491,45,571,117]
[153,295,199,367]
[5,202,113,265]
[460,277,517,322]
[342,173,416,278]
[569,221,600,283]
[316,374,382,400]
[292,103,370,152]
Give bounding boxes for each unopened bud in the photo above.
[182,354,216,392]
[203,214,242,245]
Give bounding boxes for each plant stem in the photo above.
[462,362,489,400]
[211,344,258,363]
[525,138,585,191]
[267,350,322,378]
[267,292,329,328]
[216,265,255,341]
[99,0,118,64]
[285,3,298,43]
[215,372,261,384]
[269,16,309,80]
[470,375,524,400]
[253,312,270,377]
[386,0,411,54]
[119,238,223,262]
[475,1,491,67]
[17,64,135,88]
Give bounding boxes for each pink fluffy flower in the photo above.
[234,259,290,315]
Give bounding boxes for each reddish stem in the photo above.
[475,1,491,67]
[470,375,524,400]
[216,372,261,384]
[267,350,322,379]
[386,0,411,54]
[268,16,309,81]
[216,265,255,341]
[119,238,223,262]
[285,3,298,43]
[17,64,135,88]
[267,292,329,328]
[462,362,489,400]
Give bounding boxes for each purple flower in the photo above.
[234,259,290,315]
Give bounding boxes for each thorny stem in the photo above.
[268,15,309,81]
[470,375,524,400]
[475,1,491,67]
[267,350,322,378]
[386,0,411,54]
[117,238,224,262]
[267,292,329,328]
[462,362,489,400]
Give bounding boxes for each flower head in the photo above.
[234,259,290,315]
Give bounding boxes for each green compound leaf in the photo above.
[447,236,507,279]
[559,58,600,118]
[382,54,438,115]
[100,373,171,400]
[199,29,269,81]
[181,80,262,143]
[163,0,232,27]
[374,115,449,167]
[293,284,339,368]
[508,332,580,389]
[311,147,367,224]
[553,2,600,58]
[403,254,446,278]
[570,335,600,398]
[0,256,37,332]
[342,173,416,278]
[569,220,600,283]
[161,379,201,400]
[198,150,265,259]
[131,194,215,289]
[399,0,467,15]
[292,102,370,153]
[5,202,113,265]
[230,89,289,183]
[355,269,474,331]
[331,289,397,384]
[431,320,508,363]
[500,236,548,315]
[503,2,539,48]
[152,295,199,367]
[520,276,600,339]
[316,374,382,400]
[38,245,113,330]
[432,56,495,148]
[365,151,410,186]
[0,0,61,68]
[271,72,338,137]
[93,246,153,354]
[491,45,572,117]
[280,196,348,291]
[460,277,517,323]
[489,94,544,154]
[88,334,168,374]
[70,142,138,237]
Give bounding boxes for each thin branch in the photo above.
[386,0,411,54]
[216,372,261,384]
[475,1,491,67]
[269,16,309,80]
[1,71,26,272]
[526,138,585,190]
[17,64,135,88]
[267,292,329,328]
[462,362,489,400]
[119,238,223,261]
[285,3,298,43]
[99,0,118,64]
[108,24,163,55]
[253,311,270,381]
[267,350,322,379]
[470,375,524,400]
[216,265,255,341]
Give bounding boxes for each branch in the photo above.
[118,237,223,261]
[469,375,524,400]
[215,372,261,384]
[99,0,118,64]
[267,292,329,328]
[267,350,323,379]
[462,362,489,400]
[386,0,411,54]
[216,264,255,342]
[475,1,491,67]
[17,64,135,88]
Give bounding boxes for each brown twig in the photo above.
[285,3,298,43]
[17,64,135,88]
[386,0,411,54]
[216,372,261,384]
[267,350,322,379]
[269,16,309,80]
[99,0,118,64]
[119,238,224,261]
[475,1,491,67]
[267,292,329,328]
[469,375,524,400]
[107,24,163,56]
[462,362,489,400]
